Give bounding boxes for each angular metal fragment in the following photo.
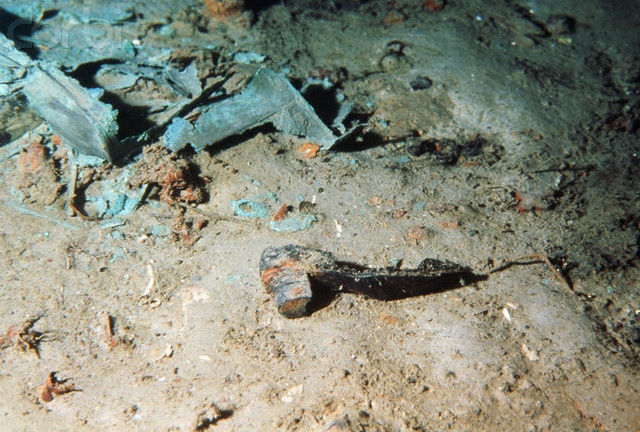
[260,245,485,318]
[21,63,120,161]
[163,68,348,153]
[1,34,120,161]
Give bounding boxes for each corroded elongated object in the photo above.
[259,245,484,318]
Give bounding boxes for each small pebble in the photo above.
[410,75,433,91]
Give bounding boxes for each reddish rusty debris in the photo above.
[203,0,244,19]
[297,142,321,159]
[383,10,406,26]
[132,144,207,206]
[0,314,45,357]
[408,225,429,241]
[273,203,292,222]
[437,220,459,230]
[514,191,544,213]
[392,209,407,219]
[173,215,208,246]
[17,137,47,174]
[38,372,80,403]
[423,0,445,12]
[102,313,119,351]
[50,134,63,146]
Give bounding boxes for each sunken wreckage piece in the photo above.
[163,68,350,152]
[21,64,120,161]
[2,30,350,161]
[1,34,120,161]
[260,245,485,319]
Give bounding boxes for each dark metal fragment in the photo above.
[260,245,485,318]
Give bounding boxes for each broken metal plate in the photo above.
[163,68,349,153]
[21,62,120,161]
[1,33,121,161]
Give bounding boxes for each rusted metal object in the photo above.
[259,245,485,318]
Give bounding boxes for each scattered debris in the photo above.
[437,220,459,230]
[101,313,119,351]
[194,401,232,430]
[423,0,445,12]
[130,144,207,206]
[280,384,303,403]
[231,198,270,219]
[0,313,46,357]
[37,372,80,403]
[269,213,317,233]
[149,344,174,363]
[260,244,484,318]
[163,69,355,153]
[409,136,503,166]
[12,134,64,205]
[522,343,539,361]
[393,209,407,219]
[408,225,431,242]
[143,261,156,297]
[84,169,148,219]
[203,0,245,20]
[272,203,291,221]
[269,203,317,233]
[502,307,512,323]
[173,214,208,246]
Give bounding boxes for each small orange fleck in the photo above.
[380,314,398,325]
[514,191,523,201]
[423,0,445,12]
[203,0,244,19]
[392,209,406,219]
[437,220,458,230]
[408,225,428,241]
[193,217,207,230]
[273,204,290,221]
[297,142,321,159]
[50,134,63,146]
[383,10,405,26]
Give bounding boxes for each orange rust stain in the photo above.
[290,286,305,296]
[297,142,321,159]
[408,225,428,241]
[383,10,405,26]
[437,220,459,230]
[203,0,244,19]
[273,204,290,221]
[423,0,445,12]
[260,260,300,286]
[50,134,63,146]
[279,298,307,315]
[17,139,47,173]
[380,314,398,325]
